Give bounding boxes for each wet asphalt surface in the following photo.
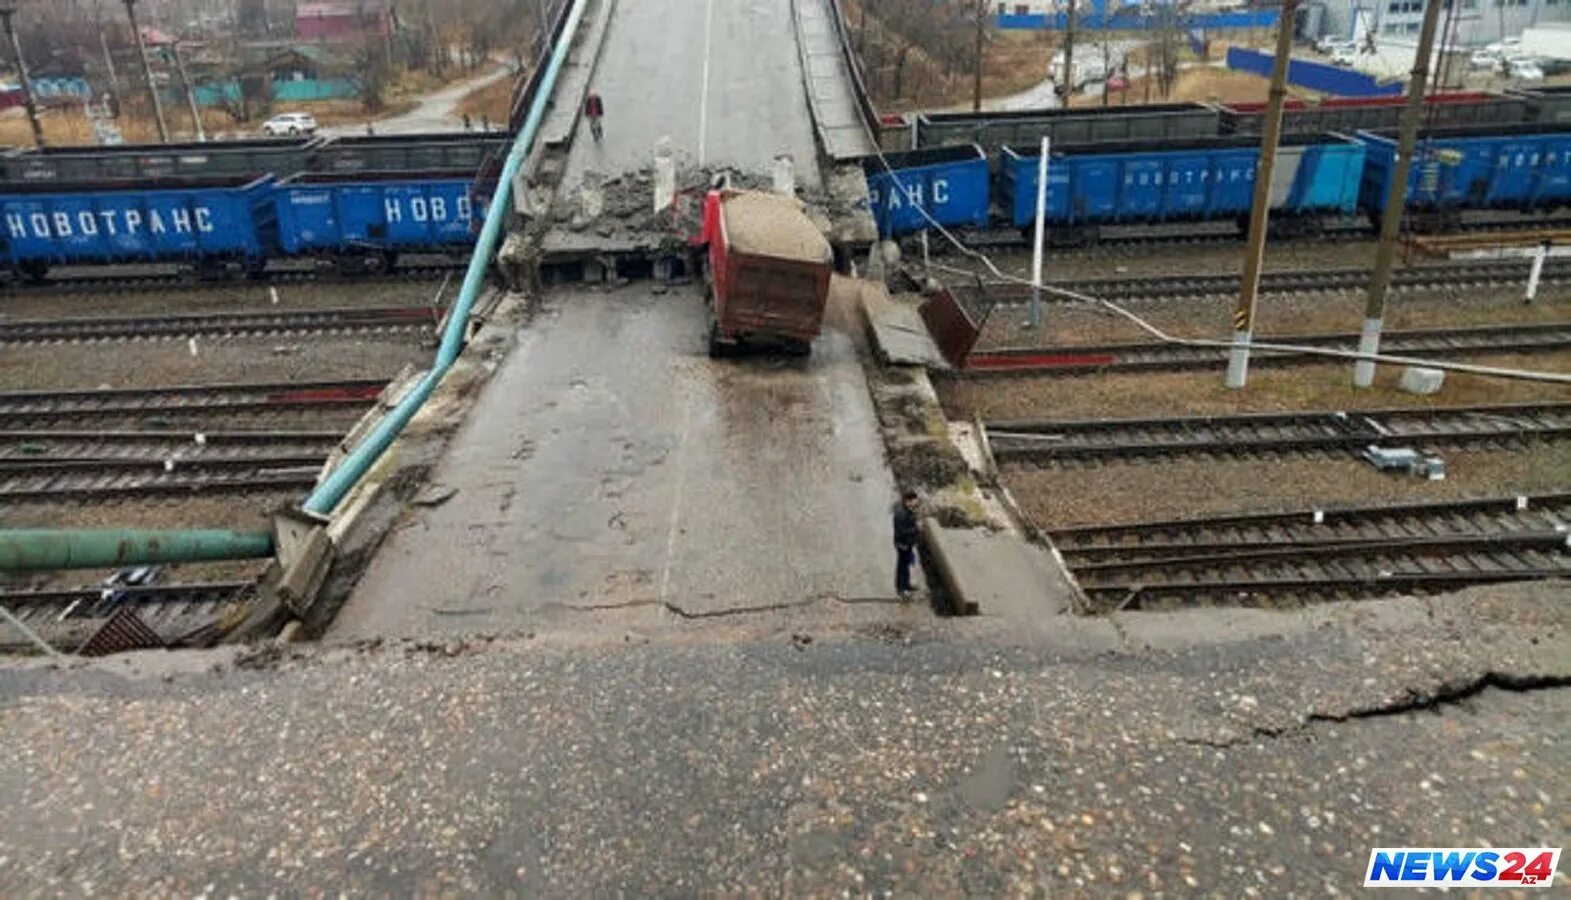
[1,585,1566,894]
[563,0,823,188]
[332,283,900,640]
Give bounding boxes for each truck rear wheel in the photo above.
[706,319,729,359]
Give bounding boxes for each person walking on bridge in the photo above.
[585,90,605,142]
[893,490,922,602]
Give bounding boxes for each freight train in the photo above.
[0,132,509,282]
[865,88,1571,244]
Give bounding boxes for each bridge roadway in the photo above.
[332,282,903,638]
[561,0,825,189]
[330,0,903,638]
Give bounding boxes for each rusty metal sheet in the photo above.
[76,607,166,657]
[919,289,981,368]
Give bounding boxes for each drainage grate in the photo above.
[76,607,166,657]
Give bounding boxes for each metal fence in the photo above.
[996,10,1278,30]
[1226,47,1402,98]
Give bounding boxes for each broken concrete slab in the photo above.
[856,280,948,369]
[823,164,879,248]
[924,524,1077,618]
[1399,366,1446,395]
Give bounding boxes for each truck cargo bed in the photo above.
[702,190,833,354]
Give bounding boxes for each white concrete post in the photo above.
[1352,317,1382,388]
[1029,136,1050,330]
[653,152,676,213]
[1525,241,1547,304]
[771,155,795,196]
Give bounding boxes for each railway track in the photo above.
[988,401,1571,466]
[0,581,257,654]
[3,263,462,296]
[0,379,390,427]
[1049,493,1571,610]
[939,217,1571,252]
[998,260,1571,303]
[0,430,337,500]
[962,321,1571,376]
[0,306,444,345]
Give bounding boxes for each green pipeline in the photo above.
[0,529,275,572]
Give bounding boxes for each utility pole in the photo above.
[171,40,204,142]
[124,0,169,143]
[1062,0,1076,105]
[0,7,47,148]
[100,30,123,115]
[1225,0,1298,389]
[1100,38,1111,107]
[1353,0,1445,388]
[972,0,986,112]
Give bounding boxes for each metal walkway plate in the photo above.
[793,0,877,161]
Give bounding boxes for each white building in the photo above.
[1309,0,1571,47]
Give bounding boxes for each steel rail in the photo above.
[963,321,1571,376]
[0,307,442,344]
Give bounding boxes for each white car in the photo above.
[1329,46,1360,67]
[1317,37,1354,55]
[1469,48,1502,70]
[261,112,319,136]
[1505,57,1545,81]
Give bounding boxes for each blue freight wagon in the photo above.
[0,138,317,184]
[862,145,990,237]
[1000,133,1365,244]
[0,176,275,281]
[269,171,482,272]
[1356,124,1571,230]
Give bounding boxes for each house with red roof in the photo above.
[295,0,393,42]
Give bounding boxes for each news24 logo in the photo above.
[1365,848,1561,888]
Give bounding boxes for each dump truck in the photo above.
[699,188,833,357]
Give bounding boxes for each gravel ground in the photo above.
[939,239,1470,282]
[939,352,1571,422]
[0,584,1566,894]
[0,277,456,321]
[973,288,1571,350]
[0,493,289,532]
[1006,443,1571,529]
[0,334,431,392]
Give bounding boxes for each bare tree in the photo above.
[353,34,390,112]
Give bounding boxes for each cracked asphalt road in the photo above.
[330,283,901,641]
[1,583,1566,894]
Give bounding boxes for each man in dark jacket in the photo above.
[893,490,921,601]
